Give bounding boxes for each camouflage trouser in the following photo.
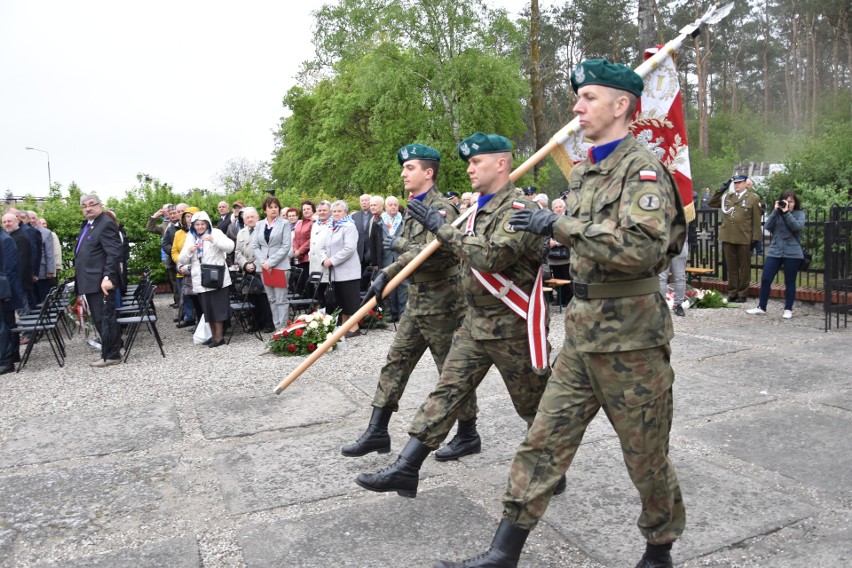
[408,317,550,450]
[502,339,686,544]
[371,309,476,421]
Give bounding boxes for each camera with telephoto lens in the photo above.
[778,199,787,209]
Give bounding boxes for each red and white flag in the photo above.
[630,45,695,221]
[551,47,695,222]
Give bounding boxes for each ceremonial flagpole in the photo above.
[274,2,734,394]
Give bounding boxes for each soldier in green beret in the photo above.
[355,132,562,500]
[436,61,686,568]
[341,143,482,460]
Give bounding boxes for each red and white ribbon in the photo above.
[466,204,549,372]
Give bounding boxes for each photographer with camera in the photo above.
[707,174,762,302]
[746,191,805,319]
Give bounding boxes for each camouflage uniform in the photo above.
[408,182,550,449]
[502,134,687,545]
[371,186,473,419]
[707,184,762,299]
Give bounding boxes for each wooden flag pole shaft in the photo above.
[274,161,541,394]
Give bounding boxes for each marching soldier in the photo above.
[436,60,687,568]
[341,144,482,460]
[707,174,762,302]
[354,133,564,499]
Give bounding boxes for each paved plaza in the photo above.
[1,296,850,567]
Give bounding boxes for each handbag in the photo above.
[242,273,266,295]
[200,263,224,289]
[324,268,336,306]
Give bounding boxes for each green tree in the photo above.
[272,0,527,198]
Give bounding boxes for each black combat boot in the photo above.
[553,474,567,496]
[634,542,673,568]
[434,418,482,461]
[341,406,393,457]
[355,437,431,498]
[434,519,529,568]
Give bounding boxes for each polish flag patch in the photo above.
[439,209,447,216]
[512,201,526,209]
[639,170,657,181]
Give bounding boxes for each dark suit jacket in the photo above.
[367,216,383,270]
[0,231,24,310]
[351,210,372,264]
[9,228,32,292]
[74,213,122,295]
[217,212,233,234]
[21,223,42,279]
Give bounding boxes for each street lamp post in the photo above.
[25,146,52,190]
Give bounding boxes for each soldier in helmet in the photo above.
[436,60,687,568]
[354,132,562,500]
[341,143,481,461]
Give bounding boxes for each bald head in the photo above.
[2,213,19,233]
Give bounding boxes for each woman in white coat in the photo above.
[321,200,362,338]
[178,210,235,348]
[252,195,292,329]
[308,200,332,307]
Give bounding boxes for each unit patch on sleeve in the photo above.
[638,194,661,211]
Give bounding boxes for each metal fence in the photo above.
[689,204,852,329]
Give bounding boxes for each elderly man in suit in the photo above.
[75,194,123,367]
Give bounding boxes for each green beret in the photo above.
[570,59,644,98]
[458,132,513,162]
[397,143,440,165]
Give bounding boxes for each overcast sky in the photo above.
[1,0,531,201]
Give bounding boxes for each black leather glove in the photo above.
[361,271,388,306]
[750,240,759,251]
[508,208,560,237]
[407,199,445,233]
[717,178,733,193]
[383,233,399,253]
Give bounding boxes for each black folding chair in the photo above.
[289,271,322,317]
[228,274,262,343]
[286,266,304,299]
[13,287,66,372]
[116,280,165,362]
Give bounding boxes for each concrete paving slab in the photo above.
[0,456,185,565]
[541,447,815,566]
[194,382,357,440]
[819,389,852,412]
[237,487,553,568]
[347,366,515,411]
[347,369,443,410]
[689,349,852,394]
[35,536,200,568]
[670,333,750,361]
[686,406,852,492]
[679,513,852,567]
[672,369,777,421]
[0,403,181,467]
[212,427,446,514]
[688,321,828,346]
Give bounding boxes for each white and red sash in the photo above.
[465,204,549,372]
